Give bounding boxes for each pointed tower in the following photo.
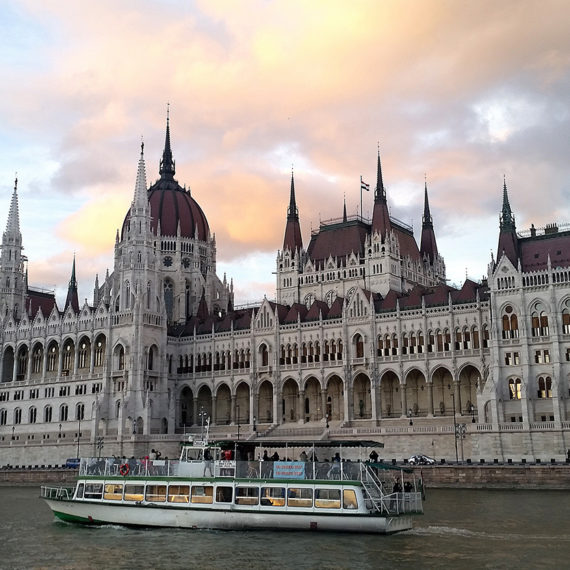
[371,150,391,238]
[496,177,519,266]
[276,171,305,306]
[0,177,26,320]
[420,179,439,263]
[64,255,80,313]
[159,105,175,181]
[282,171,303,253]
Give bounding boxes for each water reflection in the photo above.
[2,487,570,569]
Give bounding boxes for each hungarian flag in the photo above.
[360,176,370,191]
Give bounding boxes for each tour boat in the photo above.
[41,438,423,534]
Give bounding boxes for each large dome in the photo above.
[121,117,210,241]
[146,179,210,240]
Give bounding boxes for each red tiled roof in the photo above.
[519,231,570,272]
[307,222,368,266]
[283,303,308,324]
[26,290,57,319]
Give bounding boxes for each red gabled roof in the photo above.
[305,299,329,321]
[307,221,368,266]
[519,231,570,272]
[26,289,57,319]
[327,296,344,318]
[284,303,308,324]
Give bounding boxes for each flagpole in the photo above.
[360,176,363,220]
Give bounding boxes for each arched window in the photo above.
[59,404,68,422]
[508,378,522,400]
[78,340,89,369]
[47,342,59,372]
[354,334,364,358]
[62,340,74,372]
[32,344,43,374]
[260,344,269,367]
[537,376,552,399]
[118,346,125,371]
[94,336,106,367]
[164,280,174,323]
[563,307,570,335]
[44,405,53,423]
[29,406,37,424]
[124,281,131,309]
[76,403,85,421]
[531,303,549,337]
[502,305,519,339]
[14,408,22,424]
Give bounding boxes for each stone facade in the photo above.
[1,118,569,466]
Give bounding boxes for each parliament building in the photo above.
[1,116,569,465]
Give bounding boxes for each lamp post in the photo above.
[236,404,240,441]
[325,413,329,429]
[11,426,15,440]
[451,392,458,463]
[76,417,81,459]
[408,408,414,426]
[58,423,62,439]
[132,418,136,435]
[470,403,476,423]
[253,415,257,433]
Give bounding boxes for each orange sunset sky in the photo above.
[1,0,569,305]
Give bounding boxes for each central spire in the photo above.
[159,104,175,180]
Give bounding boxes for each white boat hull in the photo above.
[45,498,414,534]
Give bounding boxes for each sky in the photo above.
[1,0,569,307]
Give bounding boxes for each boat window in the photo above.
[191,485,213,504]
[215,486,233,503]
[146,485,167,503]
[124,484,145,502]
[75,483,84,499]
[168,485,190,503]
[104,483,123,501]
[261,487,285,507]
[84,483,103,500]
[287,487,313,508]
[315,488,341,509]
[343,489,358,509]
[235,486,259,506]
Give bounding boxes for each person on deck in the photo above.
[203,448,213,477]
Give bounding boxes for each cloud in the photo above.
[1,0,570,303]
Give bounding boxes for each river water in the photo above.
[1,486,568,569]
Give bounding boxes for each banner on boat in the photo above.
[273,461,305,479]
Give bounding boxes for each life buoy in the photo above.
[119,463,130,476]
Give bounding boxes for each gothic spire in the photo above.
[371,148,391,237]
[133,139,148,210]
[422,177,432,227]
[159,104,175,180]
[5,176,21,237]
[343,194,347,223]
[499,175,515,232]
[420,178,438,263]
[64,254,80,313]
[375,148,386,204]
[282,169,303,252]
[496,177,519,266]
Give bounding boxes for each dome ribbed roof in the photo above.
[147,180,209,240]
[121,114,210,241]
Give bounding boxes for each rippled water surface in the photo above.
[1,486,569,569]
